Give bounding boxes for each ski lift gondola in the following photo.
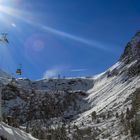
[16,64,22,75]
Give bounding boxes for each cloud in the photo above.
[43,67,88,79]
[11,23,16,27]
[71,69,87,72]
[43,69,59,79]
[43,66,67,79]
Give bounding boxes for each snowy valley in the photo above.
[1,30,140,139]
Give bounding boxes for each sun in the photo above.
[0,3,19,26]
[0,0,4,4]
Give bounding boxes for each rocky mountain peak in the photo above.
[120,30,140,64]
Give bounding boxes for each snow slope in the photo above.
[0,122,37,140]
[0,69,11,79]
[75,61,140,120]
[1,30,140,139]
[70,31,140,139]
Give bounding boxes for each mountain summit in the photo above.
[120,30,140,63]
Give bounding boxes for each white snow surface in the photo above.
[0,122,38,140]
[0,69,12,85]
[68,59,140,139]
[0,69,11,79]
[2,59,140,139]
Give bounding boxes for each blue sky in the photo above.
[0,0,140,80]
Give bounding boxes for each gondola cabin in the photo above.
[16,68,22,75]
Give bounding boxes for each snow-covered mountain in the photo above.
[0,69,11,79]
[0,122,37,140]
[0,69,11,85]
[1,30,140,139]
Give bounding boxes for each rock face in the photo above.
[1,30,140,140]
[120,31,140,77]
[120,30,140,63]
[2,78,93,126]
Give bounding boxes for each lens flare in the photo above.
[0,5,116,53]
